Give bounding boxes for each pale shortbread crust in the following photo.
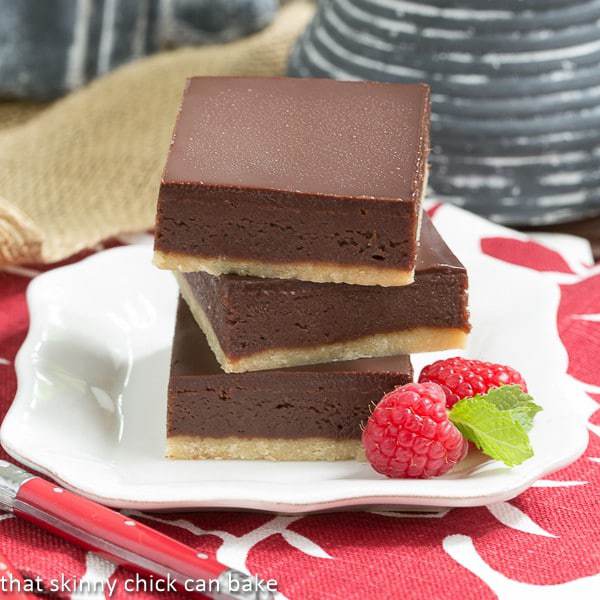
[167,435,361,461]
[176,271,467,373]
[155,249,414,287]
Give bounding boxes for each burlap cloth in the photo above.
[0,1,313,266]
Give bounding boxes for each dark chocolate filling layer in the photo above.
[168,299,412,440]
[181,215,470,359]
[156,186,418,269]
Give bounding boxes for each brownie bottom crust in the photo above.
[167,436,361,461]
[154,249,415,287]
[177,271,466,373]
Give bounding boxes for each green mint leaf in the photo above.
[449,396,533,467]
[482,385,542,432]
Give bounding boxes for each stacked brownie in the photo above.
[154,77,470,461]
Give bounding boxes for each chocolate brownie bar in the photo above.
[167,298,413,460]
[176,215,469,373]
[154,76,430,287]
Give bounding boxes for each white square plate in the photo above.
[0,212,589,512]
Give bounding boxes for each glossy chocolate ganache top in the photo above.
[163,76,430,201]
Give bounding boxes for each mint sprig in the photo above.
[482,385,541,432]
[449,385,542,467]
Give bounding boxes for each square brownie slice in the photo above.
[154,77,430,287]
[167,298,412,460]
[176,215,469,373]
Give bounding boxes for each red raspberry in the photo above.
[419,357,527,409]
[362,382,468,479]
